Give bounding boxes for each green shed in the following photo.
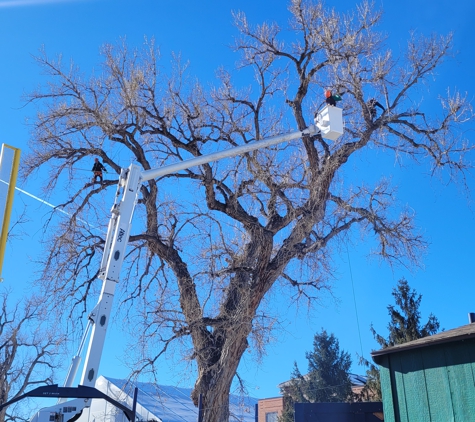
[372,323,475,422]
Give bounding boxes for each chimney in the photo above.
[468,313,475,323]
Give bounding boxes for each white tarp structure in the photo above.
[77,376,258,422]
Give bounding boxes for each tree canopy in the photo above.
[22,0,472,420]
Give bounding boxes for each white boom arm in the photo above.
[30,106,342,421]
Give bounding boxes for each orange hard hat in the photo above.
[325,90,332,98]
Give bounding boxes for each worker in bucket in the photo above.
[325,90,342,106]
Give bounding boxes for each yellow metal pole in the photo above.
[0,144,21,280]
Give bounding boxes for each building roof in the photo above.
[371,323,475,362]
[349,373,367,387]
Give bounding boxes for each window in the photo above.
[266,412,278,422]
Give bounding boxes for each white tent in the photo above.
[77,376,258,422]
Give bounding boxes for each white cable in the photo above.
[0,179,105,233]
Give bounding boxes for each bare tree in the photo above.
[22,1,472,421]
[0,289,64,422]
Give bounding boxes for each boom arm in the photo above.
[29,106,342,421]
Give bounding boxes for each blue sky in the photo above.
[1,0,475,404]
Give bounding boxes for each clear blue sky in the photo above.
[1,0,475,403]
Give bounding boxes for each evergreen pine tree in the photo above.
[360,278,440,401]
[279,330,353,421]
[372,278,440,348]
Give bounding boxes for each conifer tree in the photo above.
[279,330,353,421]
[360,278,440,401]
[373,278,440,348]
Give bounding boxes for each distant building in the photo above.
[258,396,283,422]
[348,373,368,397]
[258,373,369,421]
[76,375,258,422]
[372,322,475,422]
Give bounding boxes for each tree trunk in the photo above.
[192,330,249,422]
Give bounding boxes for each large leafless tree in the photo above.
[22,1,473,421]
[0,290,64,422]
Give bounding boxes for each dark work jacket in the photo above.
[92,162,106,172]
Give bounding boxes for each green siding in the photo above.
[398,350,430,422]
[390,353,409,422]
[421,346,454,421]
[443,341,475,421]
[378,338,475,422]
[379,356,396,422]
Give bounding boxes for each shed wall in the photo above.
[379,338,475,422]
